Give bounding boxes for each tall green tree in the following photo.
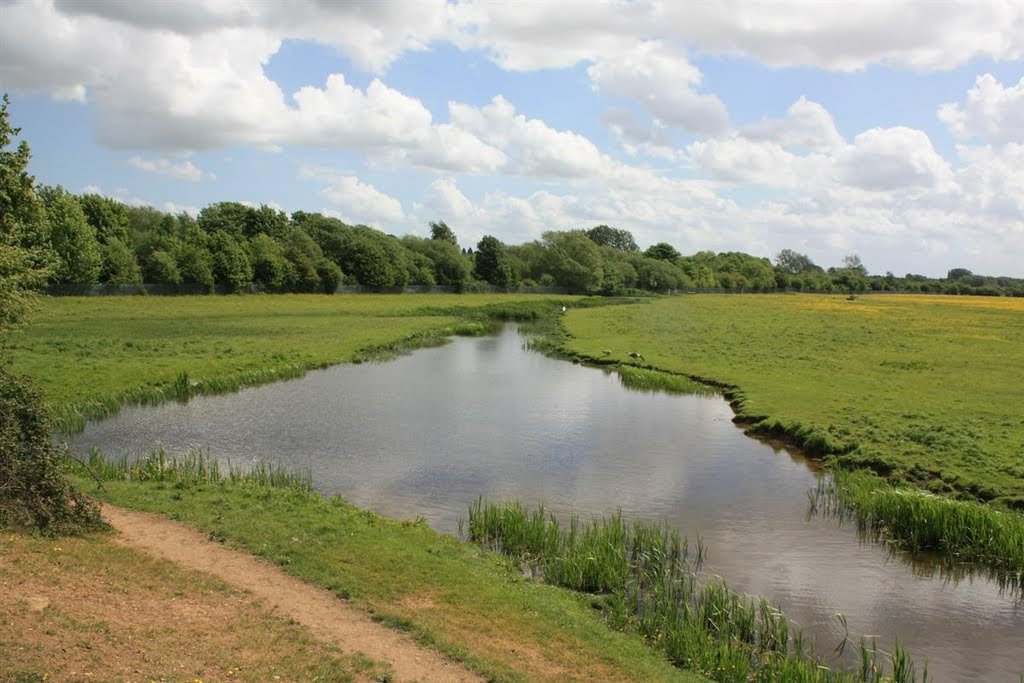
[0,94,54,329]
[429,220,458,246]
[0,94,102,533]
[39,186,102,284]
[474,235,515,288]
[208,231,252,292]
[644,242,681,262]
[542,230,604,293]
[78,194,131,244]
[774,249,818,275]
[100,237,142,284]
[585,225,639,253]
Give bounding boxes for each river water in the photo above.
[69,325,1023,680]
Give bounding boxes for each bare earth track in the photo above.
[102,504,483,683]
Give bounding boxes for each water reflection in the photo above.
[70,326,1024,681]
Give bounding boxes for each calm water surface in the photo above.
[71,326,1023,680]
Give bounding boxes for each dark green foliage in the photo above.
[474,235,515,288]
[208,230,252,292]
[0,94,54,329]
[586,224,639,252]
[78,193,131,244]
[176,240,215,290]
[39,185,102,284]
[429,220,458,246]
[143,248,182,285]
[196,201,253,240]
[341,232,398,287]
[645,242,682,261]
[774,249,818,275]
[248,233,294,290]
[0,368,103,534]
[542,230,605,292]
[100,236,142,284]
[402,235,471,286]
[634,256,686,292]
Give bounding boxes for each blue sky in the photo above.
[2,1,1022,277]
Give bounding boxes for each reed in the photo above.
[809,470,1024,595]
[467,499,929,682]
[79,446,313,492]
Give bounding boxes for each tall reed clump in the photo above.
[80,446,313,492]
[466,499,929,683]
[809,470,1024,595]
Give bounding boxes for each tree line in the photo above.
[28,189,1024,297]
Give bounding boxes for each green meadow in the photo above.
[562,294,1024,508]
[0,293,582,431]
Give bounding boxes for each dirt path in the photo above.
[102,504,484,683]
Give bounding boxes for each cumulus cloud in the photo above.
[837,127,954,192]
[740,97,844,151]
[601,108,678,159]
[450,96,611,178]
[127,156,215,182]
[299,166,406,226]
[449,2,1024,73]
[588,41,729,136]
[938,74,1024,144]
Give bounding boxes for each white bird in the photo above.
[561,305,567,314]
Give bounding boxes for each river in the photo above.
[69,325,1024,680]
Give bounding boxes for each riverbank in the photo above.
[1,294,590,432]
[558,293,1024,579]
[58,465,702,683]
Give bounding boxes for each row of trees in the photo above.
[35,192,1024,296]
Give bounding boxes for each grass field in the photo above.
[0,293,581,430]
[561,294,1024,508]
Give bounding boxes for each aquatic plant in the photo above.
[467,498,930,682]
[809,470,1024,597]
[80,446,313,492]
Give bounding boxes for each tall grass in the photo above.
[615,365,719,396]
[78,446,313,492]
[466,499,929,683]
[809,471,1024,597]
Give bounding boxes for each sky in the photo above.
[1,1,1023,278]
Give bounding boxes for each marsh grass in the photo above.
[809,471,1024,597]
[466,499,929,683]
[615,365,719,396]
[79,447,314,491]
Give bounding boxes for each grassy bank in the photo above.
[69,450,703,683]
[561,294,1024,509]
[0,294,582,432]
[467,498,930,683]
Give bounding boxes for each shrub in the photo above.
[0,367,103,534]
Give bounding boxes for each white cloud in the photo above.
[686,137,825,188]
[601,108,678,160]
[588,41,729,136]
[837,127,954,192]
[451,2,1024,73]
[450,96,610,178]
[289,75,433,148]
[938,74,1024,145]
[299,167,406,226]
[740,97,844,151]
[127,156,215,182]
